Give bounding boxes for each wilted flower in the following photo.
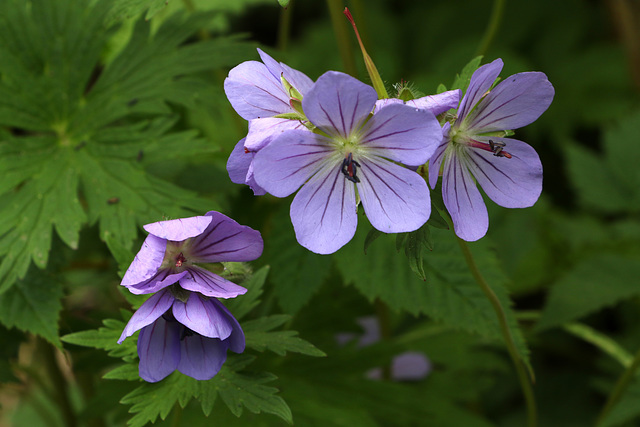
[118,287,244,382]
[120,211,263,298]
[429,59,554,241]
[253,71,443,254]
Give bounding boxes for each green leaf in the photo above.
[106,0,171,24]
[278,0,290,7]
[103,363,141,381]
[537,254,640,330]
[225,266,270,320]
[562,323,633,368]
[61,318,137,361]
[451,56,483,92]
[244,315,326,357]
[400,223,433,281]
[601,377,640,427]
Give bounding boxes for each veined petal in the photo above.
[137,316,181,383]
[409,90,461,116]
[120,234,166,287]
[245,117,306,152]
[172,293,234,340]
[357,156,430,233]
[211,299,245,353]
[290,161,358,254]
[465,72,554,132]
[360,103,442,166]
[178,335,228,380]
[442,150,488,241]
[281,62,314,95]
[180,266,247,299]
[428,123,451,189]
[257,48,285,82]
[457,58,503,123]
[227,138,252,185]
[253,130,336,198]
[302,71,377,139]
[118,289,175,343]
[188,211,263,263]
[125,269,187,295]
[467,137,542,208]
[143,216,212,241]
[224,61,290,120]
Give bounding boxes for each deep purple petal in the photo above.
[457,59,503,123]
[188,211,263,263]
[143,216,213,241]
[360,103,442,166]
[125,269,188,295]
[465,72,554,132]
[302,71,377,139]
[118,289,175,343]
[441,151,488,241]
[409,90,461,116]
[428,123,451,189]
[357,157,430,233]
[224,61,290,120]
[120,234,166,287]
[179,265,247,299]
[211,299,245,353]
[245,117,306,152]
[227,138,252,185]
[466,137,542,208]
[137,316,181,382]
[172,293,234,340]
[253,130,336,198]
[290,162,358,254]
[177,335,229,380]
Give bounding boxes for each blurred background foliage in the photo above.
[1,0,639,426]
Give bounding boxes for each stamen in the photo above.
[341,152,361,183]
[175,252,186,268]
[468,139,513,159]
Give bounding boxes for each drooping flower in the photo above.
[120,211,263,298]
[118,287,244,382]
[224,49,314,194]
[429,59,554,241]
[252,71,444,254]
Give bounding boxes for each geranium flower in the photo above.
[429,59,554,241]
[118,288,244,382]
[374,90,461,117]
[121,211,263,298]
[252,71,443,254]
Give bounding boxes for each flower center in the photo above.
[162,240,193,271]
[341,152,361,183]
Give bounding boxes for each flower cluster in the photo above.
[118,211,263,382]
[225,51,554,249]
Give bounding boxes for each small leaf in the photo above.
[225,266,270,320]
[278,0,290,8]
[244,315,326,357]
[451,56,483,92]
[364,228,383,254]
[62,318,137,361]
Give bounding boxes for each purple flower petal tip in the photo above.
[143,216,213,241]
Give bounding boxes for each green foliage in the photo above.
[450,56,483,92]
[107,0,172,23]
[62,318,137,360]
[244,315,326,357]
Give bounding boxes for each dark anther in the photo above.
[341,152,361,183]
[175,252,186,268]
[488,139,512,158]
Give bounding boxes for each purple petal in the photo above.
[360,103,442,166]
[245,117,306,152]
[302,71,377,139]
[257,48,284,82]
[457,58,503,123]
[253,130,337,198]
[465,72,554,132]
[391,351,431,381]
[224,61,290,120]
[187,211,263,263]
[179,265,247,298]
[177,334,228,380]
[281,62,314,95]
[137,316,181,382]
[409,90,461,116]
[227,138,252,185]
[172,293,234,340]
[441,151,488,241]
[357,157,430,233]
[245,161,267,196]
[211,299,245,353]
[428,123,451,189]
[467,137,542,208]
[124,269,188,295]
[120,234,166,287]
[143,216,213,241]
[290,162,358,254]
[118,289,175,343]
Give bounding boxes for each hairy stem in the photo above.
[457,238,537,427]
[596,347,640,426]
[326,0,358,77]
[475,0,506,57]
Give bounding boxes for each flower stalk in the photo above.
[596,347,640,426]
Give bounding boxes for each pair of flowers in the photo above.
[225,50,554,251]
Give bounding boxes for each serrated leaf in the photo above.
[106,0,171,24]
[225,266,270,320]
[244,315,326,357]
[451,56,483,92]
[103,363,141,381]
[62,318,137,361]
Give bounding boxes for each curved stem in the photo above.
[326,0,358,77]
[596,347,640,426]
[475,0,506,57]
[457,238,537,427]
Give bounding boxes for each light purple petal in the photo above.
[357,157,430,233]
[143,216,213,241]
[442,151,488,241]
[290,162,358,254]
[245,162,267,196]
[177,335,228,380]
[457,58,503,123]
[172,293,234,340]
[137,316,181,382]
[465,72,554,132]
[224,61,290,120]
[179,265,247,298]
[211,299,245,353]
[253,130,336,198]
[120,234,166,287]
[227,138,251,185]
[302,71,377,139]
[409,89,461,116]
[467,137,542,208]
[118,289,175,343]
[245,117,306,152]
[281,62,314,95]
[360,103,442,166]
[257,48,284,82]
[187,211,263,263]
[428,123,451,189]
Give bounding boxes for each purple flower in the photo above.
[252,71,443,254]
[428,59,554,241]
[225,49,314,194]
[118,288,245,382]
[121,211,263,298]
[374,90,461,117]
